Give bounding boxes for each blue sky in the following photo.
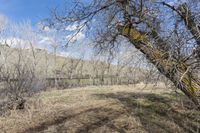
[0,0,67,24]
[0,0,93,59]
[0,0,188,60]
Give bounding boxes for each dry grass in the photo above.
[0,83,200,133]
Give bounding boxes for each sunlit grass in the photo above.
[0,84,199,133]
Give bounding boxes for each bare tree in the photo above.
[40,28,63,88]
[0,40,36,111]
[90,54,100,85]
[0,21,45,113]
[50,0,200,109]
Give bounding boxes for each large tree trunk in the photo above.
[118,25,200,109]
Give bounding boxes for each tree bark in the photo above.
[118,25,200,109]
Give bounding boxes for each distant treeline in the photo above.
[46,75,140,89]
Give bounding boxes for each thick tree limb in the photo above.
[118,25,200,109]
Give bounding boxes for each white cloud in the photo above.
[0,37,30,48]
[37,36,62,53]
[0,14,7,31]
[65,31,85,43]
[43,26,51,32]
[57,51,70,57]
[0,37,49,50]
[38,36,58,46]
[65,23,86,43]
[39,37,52,44]
[65,23,78,31]
[37,22,52,32]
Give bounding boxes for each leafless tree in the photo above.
[0,22,45,113]
[0,41,36,112]
[50,0,200,109]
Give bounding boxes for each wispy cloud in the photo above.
[65,31,85,43]
[65,23,79,31]
[0,37,32,49]
[0,14,8,30]
[65,23,86,44]
[57,51,70,57]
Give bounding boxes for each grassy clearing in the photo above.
[0,83,200,133]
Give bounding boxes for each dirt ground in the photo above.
[0,83,200,133]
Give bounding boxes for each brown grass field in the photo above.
[0,83,200,133]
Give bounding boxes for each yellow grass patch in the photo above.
[0,84,199,133]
